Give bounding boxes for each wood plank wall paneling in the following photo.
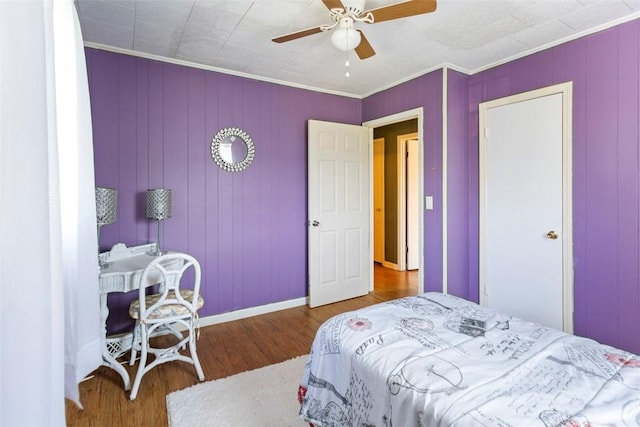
[117,56,137,248]
[186,67,207,309]
[461,22,640,354]
[583,29,620,346]
[421,77,445,295]
[88,48,363,334]
[566,37,588,342]
[89,16,640,354]
[445,69,471,299]
[135,58,150,244]
[616,23,640,353]
[257,82,275,306]
[204,71,222,314]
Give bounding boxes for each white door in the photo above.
[406,139,419,270]
[479,83,573,332]
[397,132,419,271]
[373,138,385,263]
[308,119,371,308]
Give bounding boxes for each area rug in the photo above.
[166,355,310,427]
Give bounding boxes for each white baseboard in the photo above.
[382,261,400,270]
[198,297,308,328]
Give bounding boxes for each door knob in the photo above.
[311,220,319,227]
[546,230,559,240]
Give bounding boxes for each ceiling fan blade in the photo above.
[355,30,375,59]
[365,0,437,23]
[322,0,344,11]
[272,26,324,43]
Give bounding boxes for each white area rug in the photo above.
[166,355,310,427]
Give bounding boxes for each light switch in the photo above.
[425,196,433,210]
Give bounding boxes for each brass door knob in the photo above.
[546,230,559,240]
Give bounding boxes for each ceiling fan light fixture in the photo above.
[272,0,439,59]
[331,27,361,51]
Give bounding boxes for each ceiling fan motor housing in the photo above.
[272,0,438,60]
[341,0,365,16]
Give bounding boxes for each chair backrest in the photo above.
[136,252,201,322]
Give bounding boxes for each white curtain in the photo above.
[0,0,102,425]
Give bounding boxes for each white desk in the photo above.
[98,243,180,390]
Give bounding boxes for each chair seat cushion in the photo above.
[129,289,204,320]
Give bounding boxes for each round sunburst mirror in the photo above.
[210,127,255,172]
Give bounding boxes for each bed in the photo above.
[298,292,640,426]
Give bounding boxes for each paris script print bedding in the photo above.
[298,293,640,426]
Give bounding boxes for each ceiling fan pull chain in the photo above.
[345,38,351,77]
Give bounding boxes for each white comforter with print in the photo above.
[298,293,640,426]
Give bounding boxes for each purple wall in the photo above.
[363,70,444,292]
[362,22,640,354]
[88,17,640,354]
[463,22,640,354]
[87,49,362,333]
[445,69,471,299]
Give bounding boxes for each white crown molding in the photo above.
[83,42,363,99]
[468,11,640,75]
[364,13,640,96]
[86,13,640,100]
[85,40,468,99]
[361,62,472,98]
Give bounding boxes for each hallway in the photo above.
[373,262,419,300]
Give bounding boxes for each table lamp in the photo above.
[96,187,118,267]
[146,188,172,255]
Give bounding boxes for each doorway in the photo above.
[373,137,385,264]
[478,82,573,332]
[365,110,423,294]
[306,110,424,307]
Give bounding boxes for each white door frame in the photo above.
[478,82,573,333]
[406,137,420,271]
[373,137,385,264]
[397,132,419,271]
[364,108,424,293]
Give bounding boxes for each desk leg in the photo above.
[100,293,132,391]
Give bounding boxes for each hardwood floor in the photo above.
[65,264,418,426]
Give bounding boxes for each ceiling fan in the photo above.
[272,0,437,60]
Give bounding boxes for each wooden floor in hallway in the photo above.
[66,264,418,426]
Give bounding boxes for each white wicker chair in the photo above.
[128,252,205,400]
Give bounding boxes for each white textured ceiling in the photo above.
[77,0,640,97]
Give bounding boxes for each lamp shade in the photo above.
[331,27,361,51]
[146,189,172,220]
[95,187,118,226]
